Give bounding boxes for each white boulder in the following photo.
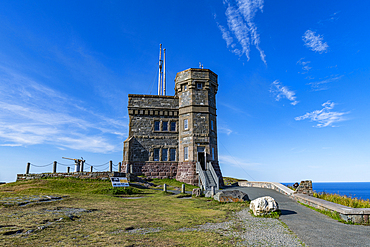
[250,196,279,216]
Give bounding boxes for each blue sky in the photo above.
[1,0,370,183]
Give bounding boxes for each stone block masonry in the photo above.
[123,68,224,187]
[294,180,313,196]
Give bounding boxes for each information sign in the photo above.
[110,177,129,187]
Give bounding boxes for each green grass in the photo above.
[150,178,199,191]
[313,192,370,208]
[223,177,245,186]
[0,177,249,246]
[298,201,349,224]
[249,209,281,219]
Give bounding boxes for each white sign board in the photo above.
[110,177,129,187]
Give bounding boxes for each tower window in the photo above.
[170,148,176,161]
[154,121,160,131]
[184,119,188,130]
[197,83,202,89]
[184,147,188,161]
[162,148,168,161]
[154,148,160,161]
[211,120,214,131]
[162,121,168,131]
[183,84,188,91]
[170,121,176,131]
[212,147,215,160]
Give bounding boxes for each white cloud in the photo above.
[303,30,329,53]
[218,126,233,135]
[219,155,260,168]
[295,101,349,127]
[307,75,343,91]
[216,22,233,47]
[297,58,312,72]
[270,80,298,105]
[0,66,127,153]
[217,0,266,64]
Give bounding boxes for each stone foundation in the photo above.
[176,161,198,185]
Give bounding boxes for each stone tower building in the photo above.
[122,68,223,187]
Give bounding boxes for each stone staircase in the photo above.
[196,162,219,191]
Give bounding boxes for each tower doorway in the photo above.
[197,147,206,170]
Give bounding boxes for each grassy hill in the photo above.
[0,178,248,246]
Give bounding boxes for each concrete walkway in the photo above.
[224,186,370,247]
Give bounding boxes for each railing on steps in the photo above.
[207,162,219,190]
[196,162,208,190]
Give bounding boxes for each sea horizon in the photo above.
[283,182,370,201]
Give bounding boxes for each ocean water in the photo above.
[283,182,370,201]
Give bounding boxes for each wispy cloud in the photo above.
[219,155,260,168]
[297,58,312,73]
[216,0,266,64]
[270,80,298,105]
[307,75,343,91]
[303,30,329,53]
[295,101,349,127]
[218,126,233,135]
[0,66,127,153]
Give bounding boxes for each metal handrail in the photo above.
[208,162,219,190]
[196,162,208,190]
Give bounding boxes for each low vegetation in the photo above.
[249,210,281,219]
[313,192,370,208]
[0,178,249,246]
[223,177,245,186]
[298,201,347,224]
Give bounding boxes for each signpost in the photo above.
[110,177,129,187]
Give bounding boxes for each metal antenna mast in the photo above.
[163,48,166,95]
[158,44,163,95]
[157,44,167,96]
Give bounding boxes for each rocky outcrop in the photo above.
[250,196,279,216]
[214,190,249,202]
[192,188,203,197]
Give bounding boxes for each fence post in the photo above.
[118,162,121,172]
[90,166,93,172]
[181,184,185,194]
[26,162,30,174]
[53,161,57,173]
[109,160,113,172]
[130,164,133,174]
[163,184,167,192]
[67,167,70,173]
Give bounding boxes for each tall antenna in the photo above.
[157,44,167,96]
[158,44,163,95]
[163,48,166,96]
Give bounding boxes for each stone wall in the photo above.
[294,180,313,196]
[176,161,198,185]
[124,94,179,163]
[121,162,178,179]
[17,172,130,181]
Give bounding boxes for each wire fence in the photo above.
[26,161,122,174]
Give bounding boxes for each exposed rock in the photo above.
[250,196,279,216]
[192,188,202,197]
[205,191,213,198]
[214,190,249,202]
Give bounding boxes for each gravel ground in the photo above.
[179,208,304,246]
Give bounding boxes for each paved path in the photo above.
[224,186,370,247]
